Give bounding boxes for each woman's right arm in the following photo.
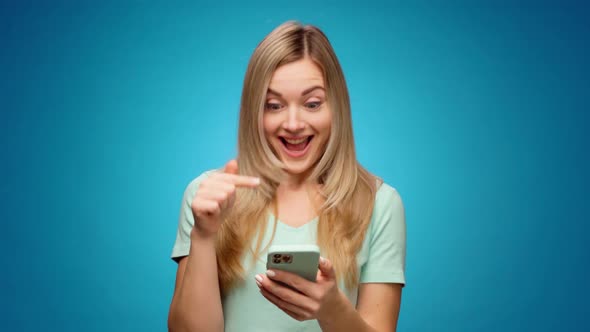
[168,230,223,332]
[168,160,260,332]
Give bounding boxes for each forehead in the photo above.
[268,58,324,92]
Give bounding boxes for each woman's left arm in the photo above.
[355,283,402,332]
[315,282,402,332]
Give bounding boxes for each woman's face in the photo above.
[263,58,332,176]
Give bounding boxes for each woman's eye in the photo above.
[265,103,283,111]
[305,101,322,110]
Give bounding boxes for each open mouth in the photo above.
[279,136,313,157]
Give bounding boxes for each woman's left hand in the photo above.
[255,257,344,322]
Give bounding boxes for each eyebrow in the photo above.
[267,85,325,97]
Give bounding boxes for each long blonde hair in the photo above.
[216,21,378,295]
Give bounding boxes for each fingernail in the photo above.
[265,270,276,278]
[253,177,261,185]
[320,257,326,265]
[255,279,261,287]
[255,274,263,283]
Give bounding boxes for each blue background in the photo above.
[2,1,589,331]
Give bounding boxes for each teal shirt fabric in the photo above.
[171,170,406,331]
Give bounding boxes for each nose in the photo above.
[282,106,305,132]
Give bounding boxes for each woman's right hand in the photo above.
[191,159,260,239]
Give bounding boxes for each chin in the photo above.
[279,154,322,177]
[279,160,309,174]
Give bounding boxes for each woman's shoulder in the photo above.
[375,179,402,203]
[372,179,404,217]
[364,179,405,240]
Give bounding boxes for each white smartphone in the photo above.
[266,244,320,282]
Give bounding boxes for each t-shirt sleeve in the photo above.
[170,171,215,262]
[359,183,406,285]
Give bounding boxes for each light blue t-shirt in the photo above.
[171,171,406,332]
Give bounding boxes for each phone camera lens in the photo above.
[282,255,292,263]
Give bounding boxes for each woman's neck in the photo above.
[274,180,322,227]
[277,170,318,193]
[276,172,323,210]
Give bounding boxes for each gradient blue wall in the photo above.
[2,1,589,331]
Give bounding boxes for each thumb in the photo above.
[223,159,239,175]
[318,256,336,279]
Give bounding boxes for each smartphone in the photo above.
[266,244,320,282]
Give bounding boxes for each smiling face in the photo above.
[262,58,332,177]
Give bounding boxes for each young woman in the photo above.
[168,21,406,332]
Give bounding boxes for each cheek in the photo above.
[317,112,332,136]
[262,115,276,137]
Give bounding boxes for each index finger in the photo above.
[219,173,260,188]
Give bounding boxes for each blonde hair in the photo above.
[215,21,378,295]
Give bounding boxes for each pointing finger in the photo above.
[218,173,261,188]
